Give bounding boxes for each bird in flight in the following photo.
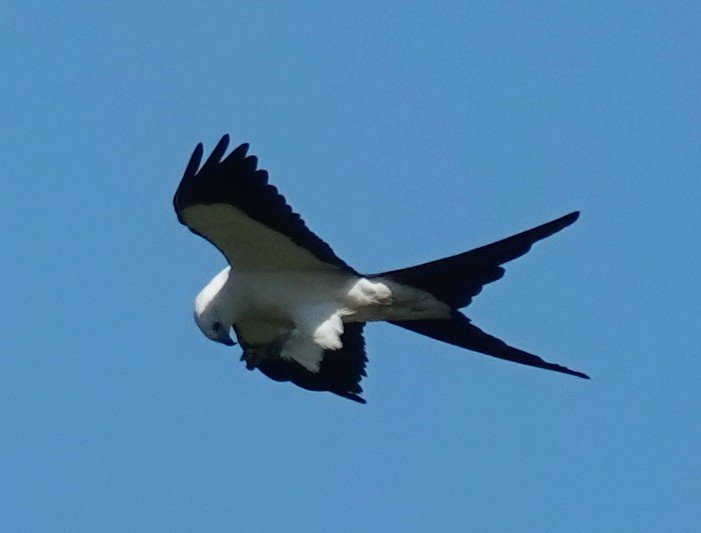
[173,134,588,403]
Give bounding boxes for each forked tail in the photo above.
[370,212,587,378]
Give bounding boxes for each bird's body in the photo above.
[174,134,588,403]
[201,266,451,352]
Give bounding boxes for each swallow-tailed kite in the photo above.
[173,134,588,403]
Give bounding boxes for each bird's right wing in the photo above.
[237,323,369,404]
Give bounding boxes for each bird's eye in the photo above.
[212,322,222,332]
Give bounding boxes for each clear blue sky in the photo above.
[2,2,700,531]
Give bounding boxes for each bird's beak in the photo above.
[217,329,236,347]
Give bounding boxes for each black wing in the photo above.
[173,135,356,272]
[241,323,368,404]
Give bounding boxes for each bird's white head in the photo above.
[194,267,236,346]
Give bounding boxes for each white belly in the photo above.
[218,268,451,372]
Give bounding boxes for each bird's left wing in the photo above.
[173,135,356,273]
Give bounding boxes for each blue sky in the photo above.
[2,2,700,531]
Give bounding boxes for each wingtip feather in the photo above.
[201,134,231,168]
[232,142,250,158]
[183,143,204,179]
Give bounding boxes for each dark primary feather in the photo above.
[173,134,356,272]
[373,212,579,308]
[238,323,369,404]
[392,311,589,379]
